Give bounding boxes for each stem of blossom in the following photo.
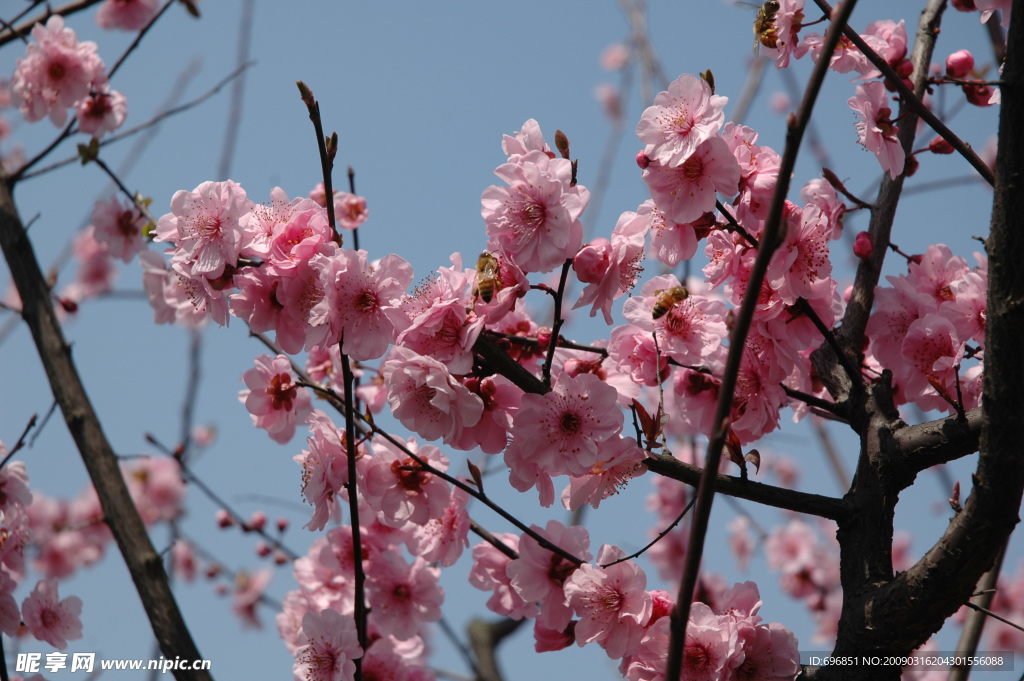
[0,413,37,468]
[107,0,175,80]
[339,351,368,670]
[665,4,860,679]
[0,0,105,49]
[715,200,759,248]
[780,384,847,419]
[601,495,696,568]
[812,0,995,186]
[541,259,573,388]
[469,521,519,560]
[296,82,342,246]
[20,62,253,182]
[88,156,158,224]
[487,330,608,356]
[178,331,201,461]
[348,166,360,252]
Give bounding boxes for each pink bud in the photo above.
[534,622,576,653]
[215,509,233,529]
[895,59,914,78]
[635,151,651,169]
[256,541,272,558]
[572,238,612,283]
[273,552,289,566]
[650,590,674,623]
[853,231,873,259]
[929,137,955,154]
[946,50,974,78]
[247,511,267,532]
[206,564,222,579]
[276,517,289,533]
[536,328,552,349]
[215,584,229,596]
[951,0,977,11]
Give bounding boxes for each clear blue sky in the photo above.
[0,1,1014,679]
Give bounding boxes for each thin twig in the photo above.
[665,3,860,678]
[541,259,573,387]
[339,352,367,676]
[0,414,37,468]
[601,495,696,568]
[0,0,104,49]
[216,0,254,180]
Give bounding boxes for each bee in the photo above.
[753,0,782,50]
[472,252,501,303]
[651,285,689,320]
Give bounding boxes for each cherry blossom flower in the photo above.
[309,248,413,360]
[761,0,806,68]
[564,545,652,659]
[0,571,19,637]
[241,186,323,258]
[504,372,623,505]
[507,520,591,630]
[408,488,470,566]
[171,539,197,582]
[22,579,83,649]
[382,347,484,444]
[607,325,668,387]
[849,81,905,179]
[482,150,589,273]
[636,73,727,167]
[361,437,450,527]
[96,0,162,30]
[293,608,362,681]
[572,226,645,324]
[233,569,273,628]
[366,552,443,641]
[239,354,312,444]
[561,436,646,511]
[123,456,185,525]
[642,136,740,225]
[75,88,126,137]
[294,411,354,531]
[500,118,553,159]
[447,374,522,454]
[265,207,333,273]
[468,533,538,620]
[155,180,252,278]
[12,16,106,126]
[89,195,145,263]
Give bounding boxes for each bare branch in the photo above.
[0,0,105,49]
[644,453,848,521]
[891,407,981,481]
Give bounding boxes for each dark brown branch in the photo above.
[664,3,860,678]
[891,406,981,481]
[541,259,573,387]
[0,413,37,468]
[339,351,368,673]
[474,333,549,395]
[0,0,104,48]
[0,178,212,680]
[644,453,847,521]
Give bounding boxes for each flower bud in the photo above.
[572,238,612,283]
[928,137,955,154]
[635,151,651,169]
[247,511,267,532]
[216,509,233,528]
[945,49,974,78]
[853,231,873,259]
[256,541,272,558]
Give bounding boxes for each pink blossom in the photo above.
[67,226,116,301]
[623,274,728,367]
[729,516,755,572]
[334,192,368,230]
[239,354,312,444]
[148,255,228,328]
[571,227,645,324]
[230,266,302,355]
[241,187,322,258]
[89,195,145,263]
[293,608,362,681]
[123,456,185,524]
[504,373,623,505]
[382,347,484,444]
[535,621,576,652]
[96,0,162,30]
[636,74,727,167]
[468,533,538,620]
[600,44,630,71]
[22,579,83,649]
[722,122,781,226]
[608,324,668,387]
[12,16,106,126]
[0,571,19,636]
[309,249,413,360]
[366,552,443,640]
[233,569,273,628]
[447,374,522,454]
[507,520,591,630]
[849,81,905,179]
[643,201,703,268]
[761,0,806,67]
[681,603,743,681]
[75,87,126,137]
[0,461,32,513]
[500,119,553,159]
[482,150,589,273]
[766,202,834,303]
[361,437,450,527]
[408,488,470,566]
[564,545,652,659]
[294,410,354,531]
[265,207,333,273]
[397,296,484,375]
[171,539,197,582]
[155,180,252,278]
[642,136,740,225]
[561,436,646,511]
[734,622,801,681]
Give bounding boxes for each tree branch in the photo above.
[643,453,847,521]
[891,406,981,482]
[0,0,104,49]
[0,177,212,680]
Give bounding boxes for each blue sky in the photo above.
[0,1,1015,679]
